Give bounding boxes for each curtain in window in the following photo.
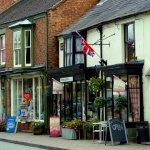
[128,75,140,121]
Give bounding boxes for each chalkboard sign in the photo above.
[108,119,128,145]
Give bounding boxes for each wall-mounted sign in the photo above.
[52,78,63,94]
[60,76,73,83]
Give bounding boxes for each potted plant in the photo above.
[62,119,83,139]
[0,120,5,132]
[94,97,106,108]
[31,121,44,135]
[87,77,105,120]
[83,118,99,139]
[87,77,104,94]
[115,94,127,119]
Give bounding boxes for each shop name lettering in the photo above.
[112,124,123,131]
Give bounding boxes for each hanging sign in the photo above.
[52,78,63,94]
[113,75,126,93]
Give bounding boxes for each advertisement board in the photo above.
[49,116,60,137]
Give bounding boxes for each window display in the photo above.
[11,76,44,121]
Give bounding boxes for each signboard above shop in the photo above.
[60,76,73,83]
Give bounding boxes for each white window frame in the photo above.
[13,30,22,67]
[0,34,5,65]
[25,30,31,66]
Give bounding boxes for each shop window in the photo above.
[105,76,127,121]
[128,75,140,122]
[11,77,44,121]
[64,36,84,67]
[124,22,135,62]
[0,79,5,119]
[0,34,5,65]
[13,27,33,68]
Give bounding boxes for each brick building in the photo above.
[0,0,98,132]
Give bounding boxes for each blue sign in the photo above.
[6,116,16,133]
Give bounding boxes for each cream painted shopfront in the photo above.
[10,75,44,122]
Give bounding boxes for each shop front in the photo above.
[47,64,99,123]
[101,61,149,142]
[101,61,144,123]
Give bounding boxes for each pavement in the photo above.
[0,132,150,150]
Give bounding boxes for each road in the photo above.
[0,141,47,150]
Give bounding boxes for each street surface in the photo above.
[0,141,47,150]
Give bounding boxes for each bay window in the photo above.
[13,27,33,68]
[13,30,21,67]
[64,36,84,67]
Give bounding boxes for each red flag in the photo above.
[81,38,95,57]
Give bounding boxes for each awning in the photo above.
[9,19,33,28]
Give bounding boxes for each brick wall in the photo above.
[34,18,47,65]
[0,0,19,13]
[47,0,98,68]
[5,28,13,68]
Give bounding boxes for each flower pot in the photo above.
[33,128,43,135]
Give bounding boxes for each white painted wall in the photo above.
[58,12,150,124]
[86,29,101,67]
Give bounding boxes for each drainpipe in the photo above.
[98,26,103,63]
[44,12,48,133]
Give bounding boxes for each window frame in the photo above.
[64,36,85,67]
[12,26,33,68]
[124,22,135,62]
[13,30,22,67]
[24,29,32,66]
[0,34,6,65]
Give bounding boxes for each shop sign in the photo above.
[52,78,63,94]
[6,116,16,133]
[60,76,73,83]
[49,116,60,137]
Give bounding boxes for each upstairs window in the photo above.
[75,37,84,64]
[12,28,33,68]
[124,22,135,62]
[0,34,5,65]
[25,30,31,66]
[13,30,21,67]
[65,37,72,66]
[64,36,84,67]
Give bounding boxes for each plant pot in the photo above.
[33,128,43,135]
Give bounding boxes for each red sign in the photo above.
[49,116,60,137]
[23,92,31,102]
